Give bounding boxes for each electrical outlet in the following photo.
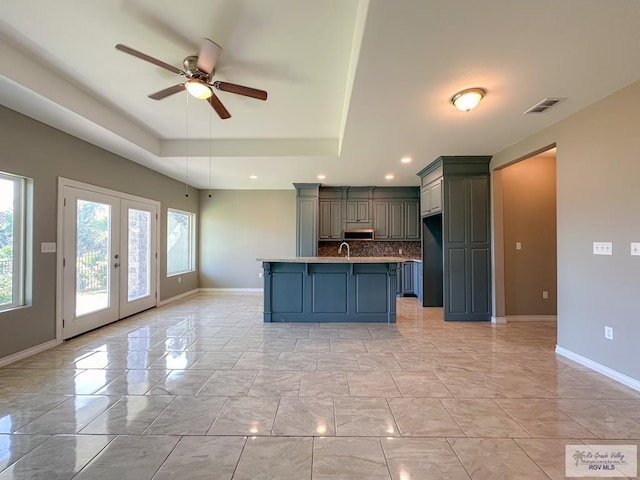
[516,241,522,250]
[604,326,614,340]
[178,276,182,284]
[593,242,613,255]
[41,242,57,253]
[631,243,640,256]
[398,249,403,255]
[542,290,549,299]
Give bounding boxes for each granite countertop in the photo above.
[257,256,409,263]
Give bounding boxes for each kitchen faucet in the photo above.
[338,242,350,259]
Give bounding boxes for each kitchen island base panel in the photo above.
[262,261,398,323]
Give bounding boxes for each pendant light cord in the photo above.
[185,94,190,197]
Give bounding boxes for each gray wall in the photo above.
[502,155,557,316]
[491,80,640,382]
[198,189,296,288]
[0,106,199,358]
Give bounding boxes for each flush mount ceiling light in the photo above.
[317,174,326,180]
[249,175,258,180]
[185,79,213,99]
[401,157,412,164]
[451,87,486,112]
[385,174,394,180]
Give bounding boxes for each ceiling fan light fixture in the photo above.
[185,79,212,99]
[451,87,486,112]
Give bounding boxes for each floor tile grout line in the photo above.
[377,436,394,480]
[384,397,402,437]
[148,434,183,479]
[69,432,120,479]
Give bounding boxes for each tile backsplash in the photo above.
[318,241,421,259]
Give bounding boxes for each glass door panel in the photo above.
[63,187,119,339]
[119,199,157,318]
[75,199,111,316]
[127,208,151,301]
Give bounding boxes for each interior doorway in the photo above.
[57,179,159,339]
[494,146,557,321]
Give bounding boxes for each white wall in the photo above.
[198,189,296,288]
[491,80,640,382]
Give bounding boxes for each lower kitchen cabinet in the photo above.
[413,260,423,302]
[402,262,413,295]
[397,261,422,298]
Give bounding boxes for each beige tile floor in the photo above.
[0,292,639,479]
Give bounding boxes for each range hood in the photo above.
[343,229,375,241]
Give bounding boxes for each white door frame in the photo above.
[56,177,161,341]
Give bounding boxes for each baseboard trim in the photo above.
[158,289,199,306]
[508,315,557,322]
[198,288,263,293]
[0,339,60,367]
[491,316,507,324]
[556,345,640,393]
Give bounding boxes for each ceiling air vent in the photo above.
[524,97,566,114]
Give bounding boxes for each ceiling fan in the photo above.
[115,39,267,119]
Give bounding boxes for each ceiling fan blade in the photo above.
[148,84,185,100]
[208,92,231,119]
[115,44,185,76]
[213,81,268,101]
[196,38,222,75]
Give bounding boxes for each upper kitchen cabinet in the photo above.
[372,187,420,241]
[294,183,320,256]
[296,184,420,247]
[319,200,343,240]
[421,179,443,216]
[346,201,370,223]
[345,187,373,228]
[419,163,444,217]
[318,187,345,240]
[417,156,491,321]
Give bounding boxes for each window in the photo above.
[167,208,195,276]
[0,172,27,311]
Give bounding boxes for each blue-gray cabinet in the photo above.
[262,260,399,323]
[346,200,370,223]
[373,201,390,239]
[294,183,320,256]
[413,261,423,302]
[417,156,491,321]
[420,178,442,216]
[402,261,413,295]
[405,201,420,239]
[373,199,419,241]
[319,200,343,240]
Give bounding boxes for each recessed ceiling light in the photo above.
[249,175,258,180]
[401,157,412,164]
[385,174,394,180]
[317,174,326,180]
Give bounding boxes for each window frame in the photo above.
[0,172,27,312]
[166,207,196,277]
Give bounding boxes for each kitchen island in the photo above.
[258,257,406,323]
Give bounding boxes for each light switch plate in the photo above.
[631,243,640,256]
[593,242,612,255]
[604,326,614,340]
[515,241,522,250]
[41,242,56,253]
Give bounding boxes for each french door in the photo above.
[61,184,158,339]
